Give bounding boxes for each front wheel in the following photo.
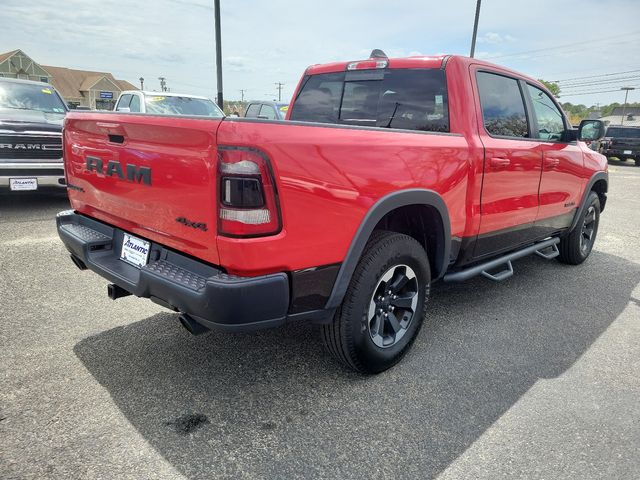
[558,191,600,265]
[321,231,430,374]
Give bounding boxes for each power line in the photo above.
[492,39,638,65]
[488,30,640,60]
[560,76,640,87]
[560,76,640,89]
[539,63,640,82]
[554,68,640,83]
[513,39,637,63]
[559,85,640,97]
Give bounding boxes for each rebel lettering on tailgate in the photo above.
[85,155,151,185]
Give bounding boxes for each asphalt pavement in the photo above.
[1,162,639,479]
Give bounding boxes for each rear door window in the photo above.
[259,104,277,119]
[245,103,260,117]
[476,72,529,138]
[290,69,449,132]
[129,94,141,113]
[116,94,132,111]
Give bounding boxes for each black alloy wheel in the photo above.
[367,264,419,348]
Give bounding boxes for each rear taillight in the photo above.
[217,146,281,237]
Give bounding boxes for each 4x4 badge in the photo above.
[175,217,208,232]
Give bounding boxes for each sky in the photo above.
[2,0,639,107]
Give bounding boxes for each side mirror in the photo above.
[578,119,605,142]
[116,107,131,113]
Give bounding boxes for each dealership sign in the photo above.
[100,91,113,99]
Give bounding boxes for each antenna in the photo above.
[369,49,388,59]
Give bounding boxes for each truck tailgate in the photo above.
[64,113,222,265]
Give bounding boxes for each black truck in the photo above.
[601,125,640,166]
[0,77,67,191]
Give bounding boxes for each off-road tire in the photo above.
[321,231,430,374]
[558,191,600,265]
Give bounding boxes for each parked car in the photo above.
[0,77,67,192]
[244,101,289,120]
[114,90,224,117]
[57,51,607,373]
[600,125,640,166]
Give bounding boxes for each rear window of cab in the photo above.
[289,68,449,133]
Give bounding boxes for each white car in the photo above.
[114,90,224,117]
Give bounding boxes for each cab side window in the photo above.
[245,104,260,117]
[116,94,132,111]
[477,72,529,138]
[259,105,277,119]
[527,84,565,141]
[129,94,141,113]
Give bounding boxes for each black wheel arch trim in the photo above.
[325,189,451,309]
[568,171,608,233]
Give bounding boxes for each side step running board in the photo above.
[443,237,560,283]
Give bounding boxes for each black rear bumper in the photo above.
[56,210,290,331]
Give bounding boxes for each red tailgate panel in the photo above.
[64,113,222,265]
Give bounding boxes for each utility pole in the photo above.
[469,0,482,58]
[214,0,224,109]
[158,77,167,92]
[620,87,635,126]
[275,82,284,102]
[239,89,246,102]
[139,77,144,90]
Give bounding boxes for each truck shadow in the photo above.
[74,251,640,479]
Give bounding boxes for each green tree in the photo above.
[538,79,561,98]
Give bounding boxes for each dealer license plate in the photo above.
[623,150,633,155]
[120,233,150,268]
[10,178,37,191]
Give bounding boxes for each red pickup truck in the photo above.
[57,52,608,373]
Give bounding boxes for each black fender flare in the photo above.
[568,171,608,233]
[325,189,451,309]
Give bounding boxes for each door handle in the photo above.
[544,158,560,169]
[490,157,511,168]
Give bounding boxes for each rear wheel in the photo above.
[321,231,430,374]
[558,191,600,265]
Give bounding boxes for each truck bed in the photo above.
[64,113,472,275]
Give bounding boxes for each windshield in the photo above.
[143,94,223,117]
[606,127,640,138]
[0,82,66,114]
